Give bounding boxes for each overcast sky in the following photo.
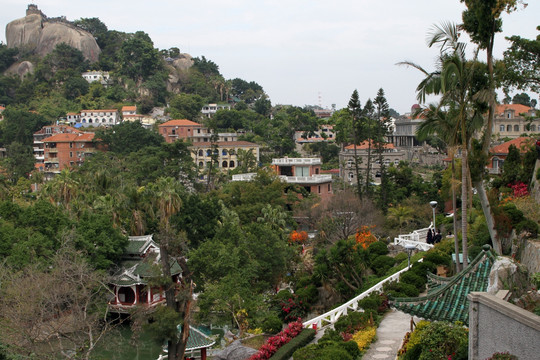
[1,1,539,114]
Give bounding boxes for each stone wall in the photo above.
[468,292,540,360]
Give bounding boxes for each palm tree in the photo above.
[416,105,462,272]
[399,22,490,267]
[388,205,414,234]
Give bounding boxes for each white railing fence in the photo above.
[302,262,419,330]
[393,226,434,252]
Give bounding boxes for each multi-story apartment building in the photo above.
[67,109,120,128]
[158,119,204,143]
[191,141,260,170]
[33,125,82,171]
[232,157,333,200]
[43,132,96,177]
[201,103,231,118]
[339,141,405,184]
[492,104,539,139]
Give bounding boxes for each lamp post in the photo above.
[405,244,416,269]
[429,201,437,230]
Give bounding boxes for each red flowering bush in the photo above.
[279,296,309,322]
[289,230,308,244]
[248,320,304,360]
[509,182,529,198]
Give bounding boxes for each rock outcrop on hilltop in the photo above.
[5,5,100,63]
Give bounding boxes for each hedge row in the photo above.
[268,328,316,360]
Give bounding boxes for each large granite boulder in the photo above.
[6,10,100,62]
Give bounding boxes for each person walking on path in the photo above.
[433,229,442,244]
[426,229,433,244]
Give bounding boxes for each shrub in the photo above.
[358,297,379,312]
[269,328,315,360]
[368,241,389,256]
[399,271,426,290]
[295,284,318,305]
[341,340,361,358]
[398,321,468,360]
[333,310,376,334]
[385,281,419,298]
[410,261,436,278]
[394,252,408,264]
[502,203,524,224]
[351,326,376,352]
[292,341,353,360]
[485,352,518,360]
[423,250,451,267]
[516,218,539,237]
[262,315,283,334]
[371,255,396,276]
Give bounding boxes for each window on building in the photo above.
[70,152,73,157]
[507,125,512,132]
[531,125,536,131]
[500,125,505,132]
[222,161,228,168]
[172,129,176,135]
[206,149,212,156]
[347,159,354,168]
[198,150,203,156]
[348,172,354,180]
[222,149,228,156]
[229,160,235,168]
[318,186,321,193]
[70,142,73,148]
[514,125,519,132]
[296,166,310,176]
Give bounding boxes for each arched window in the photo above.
[500,125,505,132]
[222,149,228,156]
[229,149,235,155]
[198,150,203,156]
[198,161,203,167]
[507,125,512,131]
[222,161,228,168]
[229,160,235,168]
[89,119,93,123]
[206,149,212,156]
[514,125,519,132]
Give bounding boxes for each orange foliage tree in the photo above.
[289,230,308,244]
[354,225,377,249]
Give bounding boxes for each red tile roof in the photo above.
[43,133,95,142]
[344,140,395,150]
[490,137,534,155]
[122,106,137,112]
[80,109,118,113]
[495,104,531,116]
[159,119,202,127]
[190,141,259,147]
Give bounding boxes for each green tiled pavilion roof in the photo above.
[390,245,497,326]
[184,326,216,351]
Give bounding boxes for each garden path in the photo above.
[361,309,417,360]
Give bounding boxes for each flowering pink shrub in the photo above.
[248,319,303,360]
[509,182,529,198]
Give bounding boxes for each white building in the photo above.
[82,71,110,86]
[201,103,231,118]
[67,109,120,128]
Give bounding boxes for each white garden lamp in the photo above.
[429,201,438,230]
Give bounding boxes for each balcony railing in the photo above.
[279,174,332,184]
[271,158,321,166]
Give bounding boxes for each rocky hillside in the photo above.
[5,5,100,62]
